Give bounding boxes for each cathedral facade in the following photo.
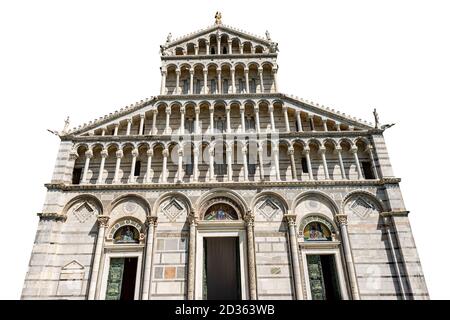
[22,16,428,300]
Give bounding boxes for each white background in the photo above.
[0,0,448,299]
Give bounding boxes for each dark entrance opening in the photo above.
[203,237,241,300]
[105,257,138,300]
[306,254,341,300]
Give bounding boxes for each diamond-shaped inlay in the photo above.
[257,198,281,221]
[73,202,95,223]
[162,198,184,222]
[350,197,376,219]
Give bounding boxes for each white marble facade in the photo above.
[22,15,429,300]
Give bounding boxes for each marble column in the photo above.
[288,147,297,180]
[129,148,139,183]
[203,68,208,94]
[268,104,276,132]
[336,146,347,179]
[175,68,180,94]
[244,67,250,93]
[165,107,171,134]
[304,147,313,180]
[113,149,123,183]
[187,212,197,300]
[101,128,106,136]
[145,149,153,183]
[81,148,93,184]
[193,145,199,182]
[285,214,303,300]
[217,68,222,94]
[113,123,119,136]
[272,68,278,92]
[254,106,261,134]
[319,147,330,180]
[189,68,194,94]
[195,106,200,134]
[226,145,233,181]
[244,212,257,300]
[177,148,184,182]
[258,145,265,180]
[227,40,232,54]
[180,106,185,135]
[231,67,236,94]
[273,145,280,181]
[226,105,231,133]
[162,148,169,183]
[240,105,246,133]
[151,109,158,135]
[335,214,360,300]
[205,41,210,55]
[96,149,108,184]
[141,216,157,300]
[242,146,249,181]
[139,115,145,135]
[322,119,328,132]
[283,105,290,132]
[126,118,132,136]
[295,111,303,132]
[309,115,315,131]
[194,45,198,55]
[258,67,264,93]
[88,215,109,300]
[209,105,214,134]
[351,147,363,179]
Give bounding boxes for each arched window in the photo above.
[204,203,238,220]
[113,226,139,244]
[303,222,332,241]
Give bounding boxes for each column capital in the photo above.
[146,216,158,227]
[162,148,169,157]
[244,211,255,227]
[165,107,171,115]
[208,148,215,156]
[258,67,263,73]
[126,118,132,124]
[180,106,185,114]
[282,105,288,112]
[100,149,109,158]
[242,146,248,154]
[254,105,259,112]
[209,105,214,112]
[284,214,297,226]
[160,69,167,75]
[193,145,200,155]
[268,104,274,112]
[335,214,348,226]
[244,67,249,73]
[195,105,200,114]
[203,68,208,74]
[239,105,245,112]
[188,210,198,225]
[303,147,310,154]
[152,109,158,115]
[116,149,124,159]
[272,67,278,74]
[140,114,145,120]
[217,68,222,74]
[85,149,93,159]
[350,146,358,153]
[131,148,139,157]
[97,215,110,227]
[334,146,343,153]
[318,146,327,154]
[146,149,154,157]
[189,68,194,74]
[225,105,230,111]
[175,68,181,75]
[177,148,184,157]
[288,146,295,155]
[230,67,235,72]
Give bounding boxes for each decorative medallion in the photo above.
[123,201,137,214]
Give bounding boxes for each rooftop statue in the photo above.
[215,11,222,25]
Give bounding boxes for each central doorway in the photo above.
[306,254,341,300]
[203,237,241,300]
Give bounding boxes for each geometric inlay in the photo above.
[350,197,376,219]
[257,198,282,221]
[73,202,95,223]
[162,198,184,222]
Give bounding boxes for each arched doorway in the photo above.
[194,197,249,300]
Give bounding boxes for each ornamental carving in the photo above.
[347,196,378,219]
[162,198,185,222]
[256,197,282,221]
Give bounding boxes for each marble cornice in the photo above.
[162,53,277,61]
[37,212,67,221]
[45,178,401,192]
[66,129,377,143]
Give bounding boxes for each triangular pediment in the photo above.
[162,24,276,55]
